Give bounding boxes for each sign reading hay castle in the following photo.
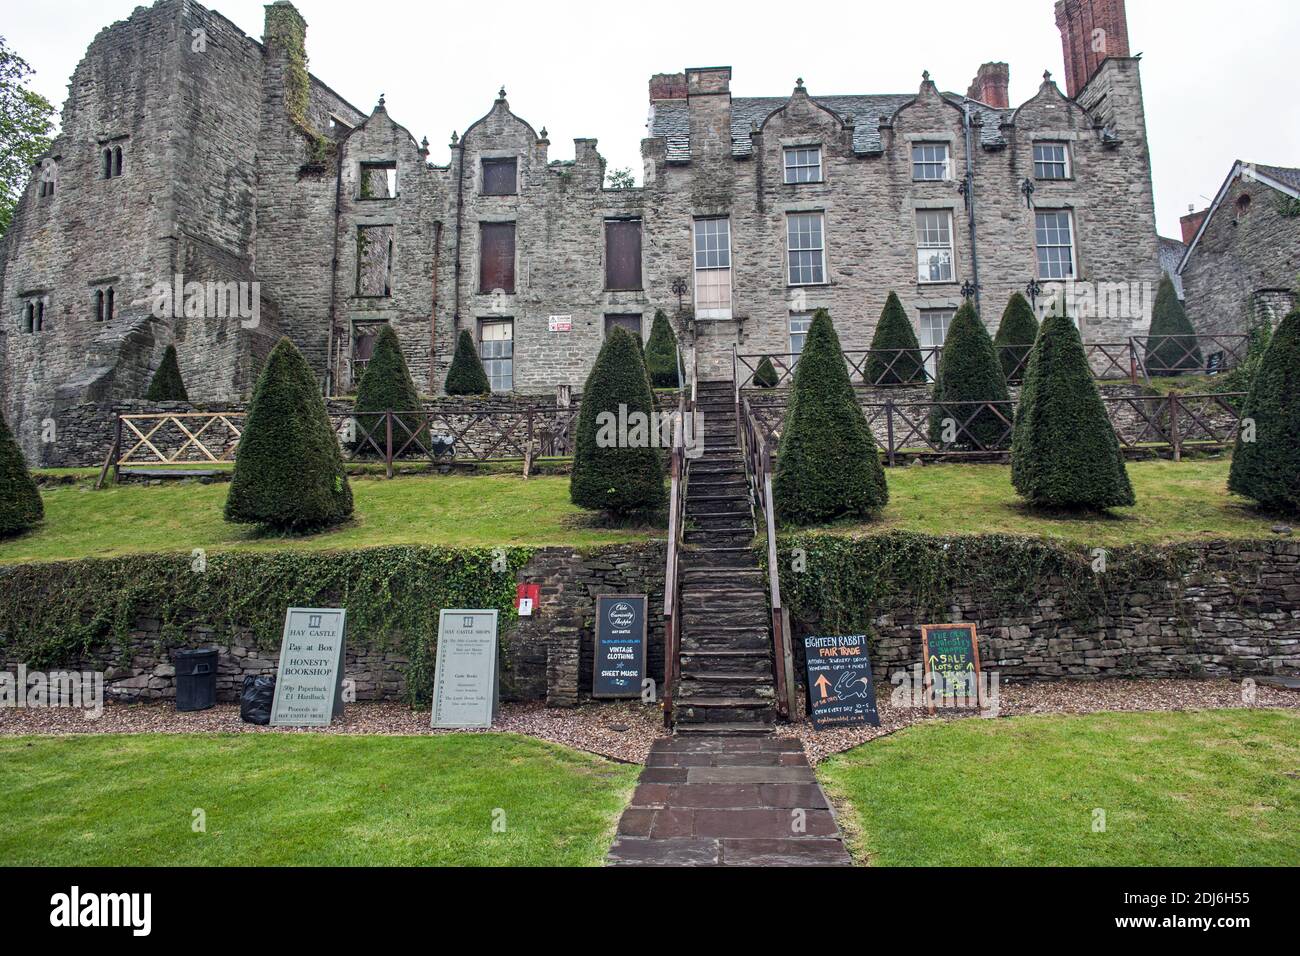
[0,0,1161,461]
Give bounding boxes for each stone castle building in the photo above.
[1,0,1163,460]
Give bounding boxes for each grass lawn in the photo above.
[839,457,1281,547]
[818,710,1299,867]
[0,473,650,564]
[0,733,638,866]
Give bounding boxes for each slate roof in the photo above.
[1253,163,1300,193]
[649,93,1012,161]
[1157,236,1186,299]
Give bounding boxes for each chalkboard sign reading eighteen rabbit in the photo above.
[803,634,880,730]
[921,623,983,714]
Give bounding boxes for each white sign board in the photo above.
[270,608,347,727]
[548,315,573,332]
[431,610,499,729]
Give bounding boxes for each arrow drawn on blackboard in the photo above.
[814,674,832,700]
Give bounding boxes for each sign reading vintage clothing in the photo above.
[431,610,499,728]
[920,623,983,713]
[270,608,347,727]
[593,595,647,699]
[803,634,880,730]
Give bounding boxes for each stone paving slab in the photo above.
[607,736,853,867]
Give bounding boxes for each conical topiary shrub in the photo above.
[1144,276,1203,375]
[145,344,189,402]
[1011,305,1135,510]
[644,310,681,388]
[1228,307,1300,514]
[774,309,888,525]
[225,338,354,530]
[0,412,43,538]
[993,292,1039,383]
[753,356,780,389]
[445,329,491,395]
[928,300,1012,450]
[353,324,426,454]
[865,292,925,385]
[570,326,666,516]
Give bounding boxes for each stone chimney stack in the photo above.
[1055,0,1131,98]
[1180,206,1209,245]
[966,62,1010,108]
[649,73,688,102]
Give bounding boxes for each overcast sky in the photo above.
[8,0,1299,238]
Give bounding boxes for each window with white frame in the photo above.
[1033,142,1070,180]
[789,313,813,358]
[478,318,514,392]
[919,308,954,379]
[916,210,955,283]
[787,212,826,285]
[783,146,822,184]
[1035,210,1076,279]
[912,143,950,181]
[693,217,732,319]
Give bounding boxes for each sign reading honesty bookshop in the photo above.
[593,595,647,698]
[921,623,983,713]
[270,608,347,727]
[431,610,499,728]
[804,634,880,731]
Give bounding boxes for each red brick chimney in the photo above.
[966,63,1010,108]
[1055,0,1131,98]
[649,72,687,102]
[1180,206,1208,245]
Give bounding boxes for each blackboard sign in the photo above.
[803,634,880,730]
[593,595,647,699]
[431,610,499,728]
[270,608,347,727]
[921,623,983,713]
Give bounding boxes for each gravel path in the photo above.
[0,679,1293,766]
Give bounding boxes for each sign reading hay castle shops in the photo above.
[431,610,499,729]
[593,595,647,698]
[270,609,347,727]
[803,634,880,731]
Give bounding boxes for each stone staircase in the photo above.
[674,379,777,735]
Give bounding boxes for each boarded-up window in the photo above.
[482,158,517,196]
[356,225,394,297]
[605,219,642,291]
[479,222,516,293]
[604,313,643,340]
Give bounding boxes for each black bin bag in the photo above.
[240,675,276,725]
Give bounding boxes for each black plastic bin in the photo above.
[172,648,219,712]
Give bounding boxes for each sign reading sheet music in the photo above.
[270,608,347,727]
[431,610,499,729]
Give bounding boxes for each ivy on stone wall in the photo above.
[0,546,532,704]
[264,2,335,169]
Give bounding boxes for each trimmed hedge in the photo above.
[753,356,780,389]
[0,412,43,538]
[1144,276,1203,374]
[645,310,680,388]
[225,338,354,530]
[774,309,888,524]
[445,329,491,395]
[928,300,1012,449]
[1011,308,1135,510]
[865,292,925,385]
[144,345,189,402]
[1228,307,1300,514]
[993,292,1039,383]
[570,326,666,515]
[353,324,425,452]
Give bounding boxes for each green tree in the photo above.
[353,324,425,453]
[928,300,1012,449]
[144,345,189,402]
[1011,305,1135,510]
[774,309,888,524]
[644,310,680,388]
[605,167,636,189]
[0,37,56,238]
[865,292,925,385]
[1211,320,1273,412]
[993,292,1039,383]
[225,338,354,530]
[570,327,665,516]
[1228,307,1300,515]
[445,329,491,395]
[1144,276,1203,374]
[0,411,42,537]
[752,356,780,389]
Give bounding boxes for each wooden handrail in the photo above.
[661,361,695,727]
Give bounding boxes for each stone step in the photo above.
[684,528,753,548]
[679,675,776,701]
[689,477,747,493]
[681,626,772,650]
[673,721,774,737]
[683,567,764,588]
[680,649,773,675]
[686,511,754,532]
[682,546,757,570]
[686,495,749,515]
[674,699,777,726]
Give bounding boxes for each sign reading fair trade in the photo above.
[431,610,499,729]
[270,608,347,727]
[593,594,647,699]
[804,634,880,731]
